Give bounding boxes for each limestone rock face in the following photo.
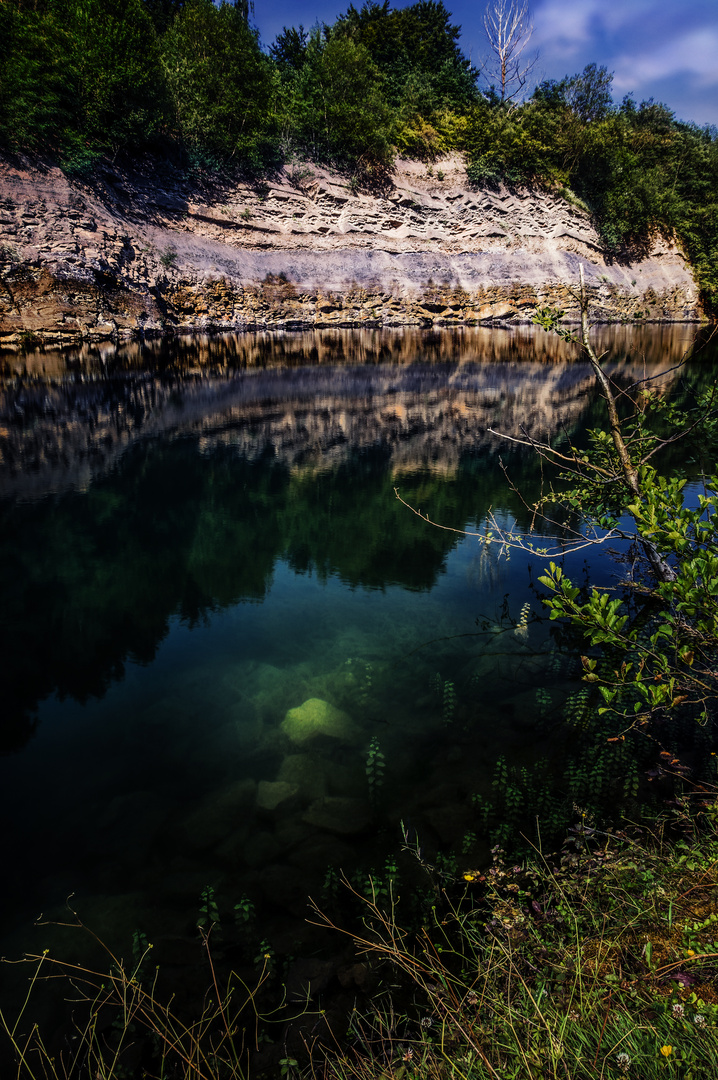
[281,698,360,745]
[0,153,703,349]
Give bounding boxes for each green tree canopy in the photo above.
[160,0,277,165]
[280,28,397,169]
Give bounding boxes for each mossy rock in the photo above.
[256,779,300,814]
[277,753,328,800]
[281,698,360,745]
[302,796,371,835]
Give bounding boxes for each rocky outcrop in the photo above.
[0,153,702,347]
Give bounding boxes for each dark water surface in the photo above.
[0,324,714,976]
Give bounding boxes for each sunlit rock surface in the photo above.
[0,154,701,346]
[281,698,360,745]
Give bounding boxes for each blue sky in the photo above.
[252,0,718,127]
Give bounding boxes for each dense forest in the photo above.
[1,0,717,311]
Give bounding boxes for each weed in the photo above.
[254,938,275,975]
[309,808,718,1080]
[462,830,477,855]
[18,329,42,350]
[0,912,282,1079]
[160,248,178,268]
[287,162,315,188]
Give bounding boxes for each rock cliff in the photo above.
[0,153,702,347]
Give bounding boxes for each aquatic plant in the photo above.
[197,884,220,935]
[430,672,458,724]
[346,658,374,708]
[535,686,552,716]
[365,736,385,804]
[351,855,400,905]
[234,894,255,927]
[514,600,531,637]
[442,679,456,724]
[321,865,341,906]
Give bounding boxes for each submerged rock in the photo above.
[277,753,329,800]
[256,779,300,814]
[302,796,371,834]
[281,698,360,745]
[178,778,256,851]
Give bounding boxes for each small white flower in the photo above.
[695,1013,707,1028]
[420,1016,433,1029]
[672,1003,685,1018]
[616,1051,631,1072]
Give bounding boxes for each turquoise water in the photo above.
[0,324,713,970]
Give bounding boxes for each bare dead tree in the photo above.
[482,0,537,102]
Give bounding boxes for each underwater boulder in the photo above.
[281,698,360,745]
[302,796,371,834]
[256,779,301,815]
[277,753,329,800]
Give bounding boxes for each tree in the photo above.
[161,0,276,165]
[481,0,537,103]
[527,282,718,738]
[399,275,718,744]
[67,0,165,157]
[336,0,478,113]
[281,29,396,171]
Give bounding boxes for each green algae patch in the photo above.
[280,698,360,745]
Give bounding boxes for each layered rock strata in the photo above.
[0,154,701,347]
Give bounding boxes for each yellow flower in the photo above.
[660,1045,673,1057]
[686,949,696,957]
[463,872,478,882]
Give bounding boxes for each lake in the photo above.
[0,323,715,1011]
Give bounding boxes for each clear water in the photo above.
[0,324,713,969]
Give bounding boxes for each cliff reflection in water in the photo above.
[0,323,712,757]
[0,323,703,501]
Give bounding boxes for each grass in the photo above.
[306,803,718,1080]
[0,914,292,1080]
[3,805,718,1079]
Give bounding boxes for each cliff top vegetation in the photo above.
[0,0,717,312]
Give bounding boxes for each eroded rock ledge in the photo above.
[0,154,702,347]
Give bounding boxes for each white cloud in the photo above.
[530,0,718,92]
[531,0,598,54]
[613,28,718,90]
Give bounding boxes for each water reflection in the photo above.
[0,324,705,501]
[0,325,715,973]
